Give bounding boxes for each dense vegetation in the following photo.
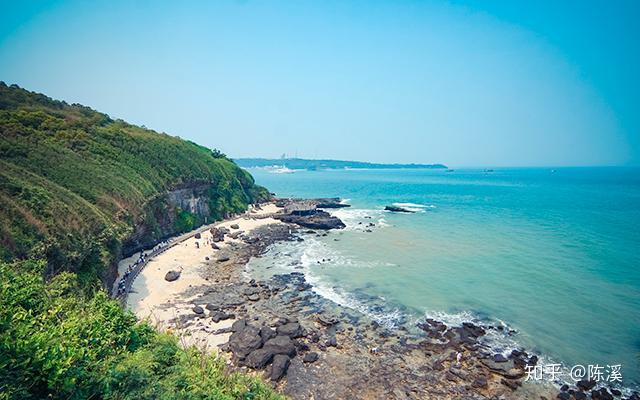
[0,83,279,399]
[0,82,269,283]
[0,259,281,400]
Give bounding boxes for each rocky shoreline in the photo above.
[130,198,634,400]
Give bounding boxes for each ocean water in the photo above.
[245,167,640,387]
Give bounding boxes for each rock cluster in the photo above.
[225,318,315,381]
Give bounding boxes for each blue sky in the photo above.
[0,0,638,166]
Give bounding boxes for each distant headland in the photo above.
[234,157,447,170]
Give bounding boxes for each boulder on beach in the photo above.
[230,223,240,229]
[303,352,319,363]
[194,232,202,239]
[164,270,181,282]
[192,305,204,315]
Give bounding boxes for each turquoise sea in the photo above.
[246,167,640,386]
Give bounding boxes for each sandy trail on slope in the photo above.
[125,203,282,351]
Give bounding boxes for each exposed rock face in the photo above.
[123,183,215,257]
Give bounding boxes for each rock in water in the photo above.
[384,205,415,213]
[274,209,346,230]
[270,354,291,381]
[164,270,181,282]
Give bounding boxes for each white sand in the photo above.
[124,203,282,352]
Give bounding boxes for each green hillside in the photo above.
[0,82,269,284]
[0,83,279,400]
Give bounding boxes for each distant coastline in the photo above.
[234,157,447,170]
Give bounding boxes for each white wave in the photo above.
[306,273,405,328]
[328,208,387,231]
[391,202,436,213]
[392,202,435,209]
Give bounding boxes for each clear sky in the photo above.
[1,0,638,167]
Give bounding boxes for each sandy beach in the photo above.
[124,203,282,350]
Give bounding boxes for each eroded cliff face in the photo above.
[122,183,215,255]
[105,182,226,287]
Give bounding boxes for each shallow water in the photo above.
[246,167,640,386]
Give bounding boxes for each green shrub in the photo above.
[0,260,283,400]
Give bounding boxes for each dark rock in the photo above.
[211,311,232,323]
[277,322,303,338]
[576,379,597,391]
[217,256,230,262]
[593,388,614,400]
[247,294,260,301]
[192,305,204,315]
[461,322,485,338]
[270,354,290,381]
[501,378,520,390]
[573,392,587,400]
[560,384,569,392]
[262,335,296,357]
[274,209,345,230]
[302,352,319,363]
[493,353,508,363]
[230,223,240,229]
[611,389,622,396]
[326,336,338,347]
[384,205,415,213]
[557,393,570,400]
[480,358,524,379]
[472,376,488,388]
[164,270,181,281]
[211,243,220,250]
[205,303,220,311]
[295,342,310,353]
[317,314,339,326]
[244,348,274,369]
[260,326,277,342]
[194,232,202,239]
[228,325,262,359]
[231,319,247,332]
